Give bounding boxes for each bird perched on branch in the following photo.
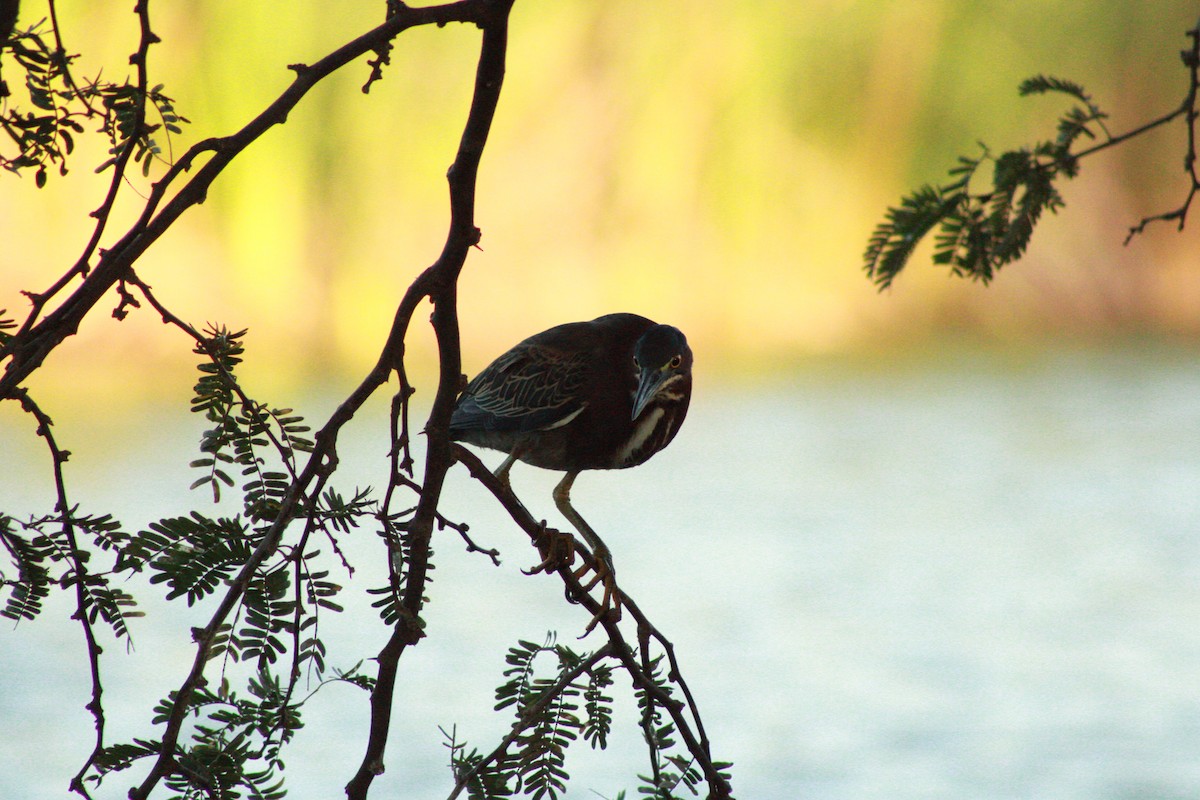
[450,313,693,627]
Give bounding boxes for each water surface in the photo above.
[2,345,1199,799]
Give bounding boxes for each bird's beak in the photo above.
[631,367,669,420]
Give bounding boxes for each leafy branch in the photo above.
[443,637,614,799]
[865,18,1200,288]
[58,313,379,799]
[2,1,737,799]
[0,387,143,795]
[1,0,175,343]
[0,0,493,399]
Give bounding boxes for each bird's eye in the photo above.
[633,356,640,369]
[669,354,682,369]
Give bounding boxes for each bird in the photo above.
[450,313,693,627]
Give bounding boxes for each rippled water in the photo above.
[3,344,1199,799]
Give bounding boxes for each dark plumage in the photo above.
[451,313,692,471]
[450,313,693,626]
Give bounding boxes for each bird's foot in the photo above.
[523,521,622,634]
[575,557,622,634]
[523,521,576,576]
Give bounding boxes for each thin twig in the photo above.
[16,391,108,800]
[1124,19,1200,243]
[46,0,101,117]
[126,270,306,484]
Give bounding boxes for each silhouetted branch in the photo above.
[3,2,735,797]
[0,0,491,400]
[10,0,160,345]
[104,4,508,799]
[1124,18,1200,243]
[16,390,109,800]
[345,3,514,797]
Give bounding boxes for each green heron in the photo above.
[450,313,693,624]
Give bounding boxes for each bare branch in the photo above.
[345,4,515,796]
[1125,18,1200,243]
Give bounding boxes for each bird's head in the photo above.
[631,324,692,420]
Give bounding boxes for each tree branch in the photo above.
[16,391,109,800]
[344,4,514,797]
[865,18,1200,287]
[1124,17,1200,243]
[0,0,490,400]
[111,4,504,799]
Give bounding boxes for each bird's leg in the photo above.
[493,452,519,491]
[553,471,621,630]
[493,451,574,578]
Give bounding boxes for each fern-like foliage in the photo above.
[94,674,299,800]
[445,725,518,800]
[93,82,189,178]
[0,309,16,345]
[0,510,144,642]
[512,674,579,798]
[499,637,582,799]
[140,513,255,605]
[1019,74,1110,147]
[441,635,618,799]
[0,20,189,185]
[864,74,1105,288]
[57,319,381,796]
[633,654,729,800]
[233,564,294,668]
[582,662,615,750]
[368,505,430,626]
[188,325,313,519]
[0,514,52,623]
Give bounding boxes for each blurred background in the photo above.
[1,1,1198,399]
[3,2,1200,799]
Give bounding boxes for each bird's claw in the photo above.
[576,557,622,634]
[523,522,622,634]
[523,522,576,576]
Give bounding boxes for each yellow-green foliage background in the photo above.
[3,1,1199,403]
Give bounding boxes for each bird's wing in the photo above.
[453,343,589,433]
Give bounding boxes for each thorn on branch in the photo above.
[385,0,407,19]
